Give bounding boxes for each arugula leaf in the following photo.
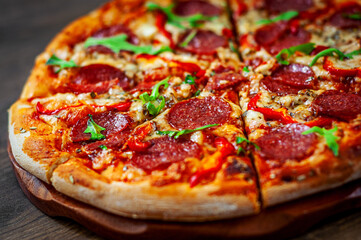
[84,34,172,55]
[342,13,361,20]
[84,114,106,141]
[345,49,361,58]
[243,66,250,73]
[99,145,108,150]
[229,41,237,53]
[257,11,299,25]
[236,136,260,150]
[184,75,196,85]
[309,48,348,67]
[194,90,201,97]
[157,124,219,139]
[309,47,361,66]
[276,43,316,65]
[302,126,339,156]
[46,55,78,73]
[139,77,169,116]
[146,2,216,29]
[180,30,197,47]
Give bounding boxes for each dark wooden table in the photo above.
[1,1,361,239]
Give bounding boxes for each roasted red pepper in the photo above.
[248,93,297,124]
[36,102,82,115]
[124,122,153,152]
[323,56,359,78]
[305,117,333,128]
[155,12,174,49]
[189,137,235,188]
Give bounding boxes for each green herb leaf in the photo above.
[229,41,237,53]
[345,49,361,59]
[237,147,245,155]
[194,90,201,97]
[84,114,106,141]
[276,43,316,65]
[146,2,216,29]
[342,13,361,20]
[46,54,78,73]
[139,77,169,116]
[84,34,172,55]
[302,126,339,156]
[99,145,108,150]
[257,11,299,25]
[184,75,196,85]
[157,124,219,139]
[236,136,260,150]
[243,66,250,73]
[309,48,348,67]
[180,30,197,47]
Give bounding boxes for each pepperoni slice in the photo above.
[312,90,361,121]
[131,136,201,171]
[206,72,246,90]
[256,124,317,161]
[262,78,300,95]
[87,24,139,54]
[179,30,228,55]
[71,111,130,142]
[262,63,315,95]
[255,22,311,55]
[70,64,134,94]
[265,0,314,13]
[168,96,231,130]
[173,0,221,17]
[329,3,361,29]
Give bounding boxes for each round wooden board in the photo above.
[8,143,361,240]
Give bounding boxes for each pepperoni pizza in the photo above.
[8,0,361,221]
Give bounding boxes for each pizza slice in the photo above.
[49,93,260,220]
[238,83,361,206]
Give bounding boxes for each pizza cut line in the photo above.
[8,0,361,221]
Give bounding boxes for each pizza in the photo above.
[8,0,361,221]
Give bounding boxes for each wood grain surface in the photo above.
[1,1,361,240]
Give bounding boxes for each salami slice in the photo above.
[329,3,361,29]
[173,0,221,17]
[256,124,317,161]
[179,30,228,55]
[70,64,134,94]
[312,90,361,121]
[131,136,201,171]
[71,111,130,142]
[206,72,246,90]
[168,96,231,130]
[262,78,300,95]
[255,22,311,55]
[265,0,314,13]
[87,24,139,54]
[262,63,315,95]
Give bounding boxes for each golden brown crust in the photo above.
[8,100,70,183]
[51,158,259,221]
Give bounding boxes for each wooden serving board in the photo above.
[8,144,361,240]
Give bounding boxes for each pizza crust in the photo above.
[51,158,260,221]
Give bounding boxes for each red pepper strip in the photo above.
[155,12,175,49]
[189,137,235,188]
[124,122,153,152]
[235,0,248,16]
[248,93,297,124]
[323,56,359,78]
[222,28,233,39]
[36,102,83,115]
[91,102,131,112]
[305,117,333,128]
